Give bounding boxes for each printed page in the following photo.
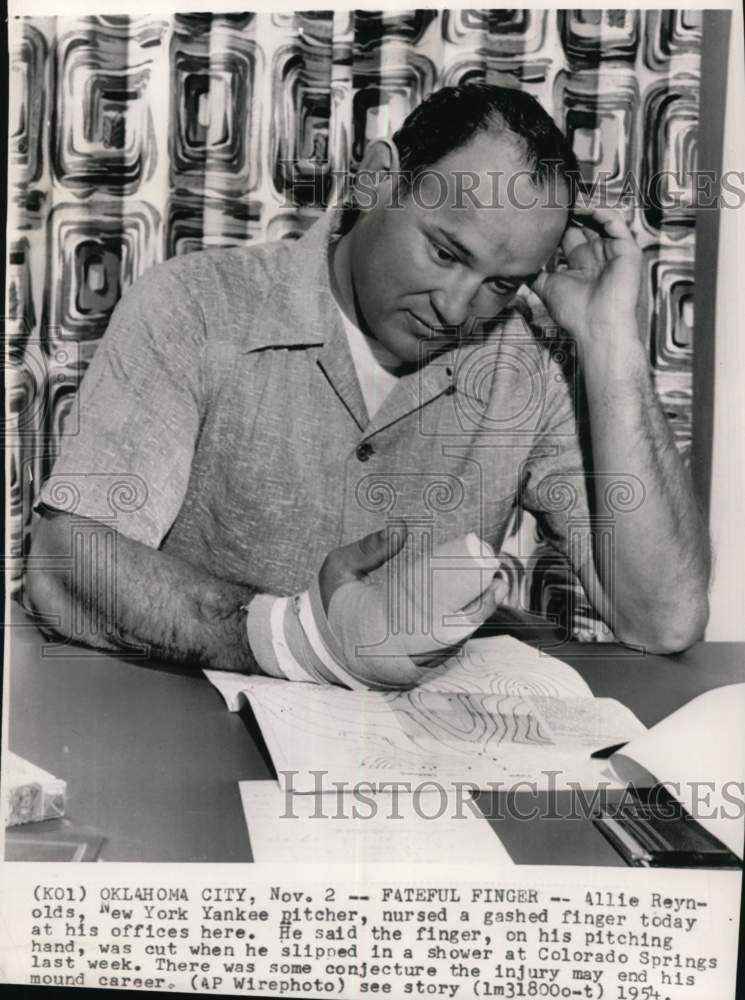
[417,635,594,697]
[205,674,641,792]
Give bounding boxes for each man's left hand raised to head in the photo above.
[530,206,644,360]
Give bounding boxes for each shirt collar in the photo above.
[245,203,350,353]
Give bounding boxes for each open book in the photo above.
[205,635,646,792]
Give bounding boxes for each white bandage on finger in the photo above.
[395,532,501,656]
[245,593,331,684]
[312,574,425,690]
[245,533,502,691]
[308,532,502,689]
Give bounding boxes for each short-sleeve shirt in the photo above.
[39,206,592,596]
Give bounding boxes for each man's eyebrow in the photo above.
[432,225,474,260]
[432,225,537,285]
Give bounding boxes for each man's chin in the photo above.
[382,333,457,368]
[387,339,427,367]
[367,325,422,366]
[369,314,456,367]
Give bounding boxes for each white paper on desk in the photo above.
[205,636,643,792]
[239,781,514,865]
[610,683,745,857]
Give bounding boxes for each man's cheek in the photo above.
[376,257,404,297]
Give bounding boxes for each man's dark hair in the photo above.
[391,83,580,199]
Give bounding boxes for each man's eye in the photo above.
[487,278,519,296]
[429,241,456,264]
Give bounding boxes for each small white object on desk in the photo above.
[3,752,66,827]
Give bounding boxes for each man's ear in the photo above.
[352,139,402,211]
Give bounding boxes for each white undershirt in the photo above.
[337,305,403,420]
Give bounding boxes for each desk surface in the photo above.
[5,603,744,864]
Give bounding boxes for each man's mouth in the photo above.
[407,311,461,345]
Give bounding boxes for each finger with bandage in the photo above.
[246,529,507,690]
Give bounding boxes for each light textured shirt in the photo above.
[337,303,403,419]
[39,206,591,597]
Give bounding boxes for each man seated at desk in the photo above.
[26,84,710,688]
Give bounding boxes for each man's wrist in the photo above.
[245,594,293,679]
[244,591,337,684]
[576,325,649,385]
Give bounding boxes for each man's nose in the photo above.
[430,276,481,328]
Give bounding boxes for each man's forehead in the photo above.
[415,189,567,272]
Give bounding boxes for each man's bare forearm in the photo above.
[529,207,711,651]
[26,511,261,673]
[580,335,710,648]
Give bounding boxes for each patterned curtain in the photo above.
[7,10,702,640]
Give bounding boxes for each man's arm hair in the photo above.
[25,510,262,673]
[574,344,710,654]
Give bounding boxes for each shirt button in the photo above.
[356,442,374,461]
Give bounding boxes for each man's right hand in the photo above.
[318,526,408,613]
[311,528,508,687]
